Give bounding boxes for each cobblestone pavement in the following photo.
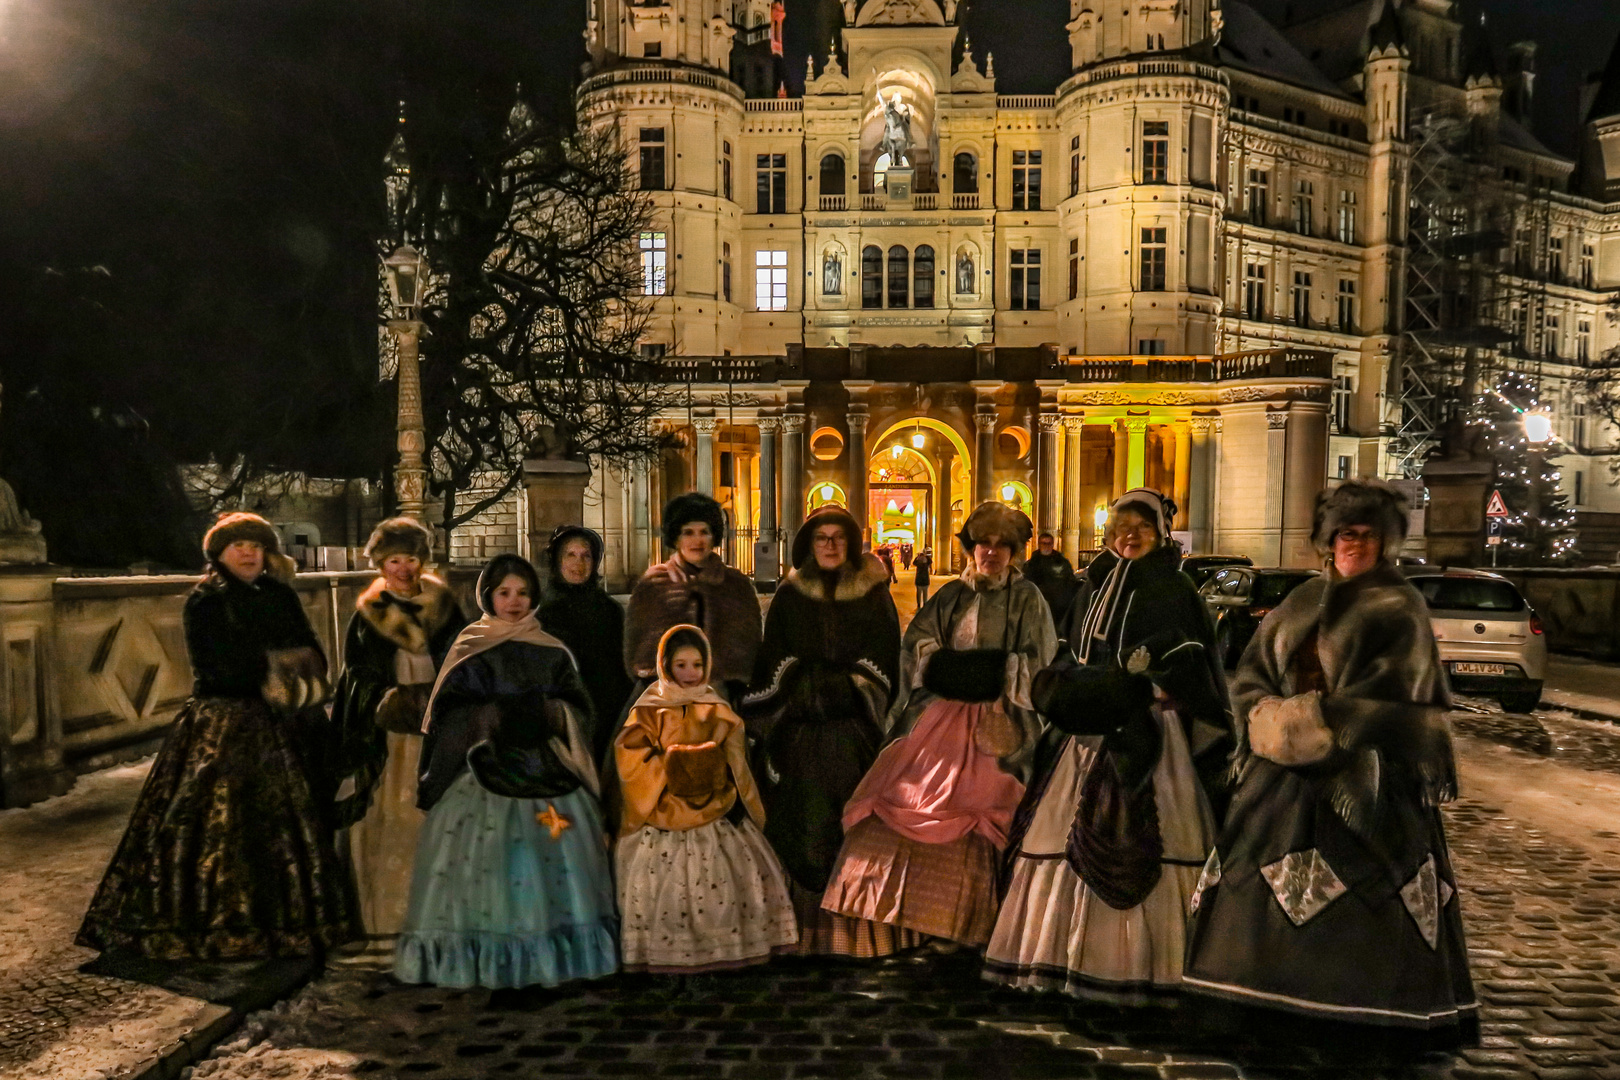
[183,720,1620,1080]
[1451,698,1620,775]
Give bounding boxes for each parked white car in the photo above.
[1399,566,1547,714]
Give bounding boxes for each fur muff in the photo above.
[789,505,862,570]
[1312,478,1409,554]
[356,573,461,655]
[661,492,727,549]
[785,551,890,604]
[1246,692,1335,767]
[956,501,1034,563]
[363,517,433,568]
[203,512,282,561]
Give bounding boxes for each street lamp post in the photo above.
[383,244,429,521]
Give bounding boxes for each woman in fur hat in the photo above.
[984,488,1232,1003]
[625,493,762,704]
[819,502,1057,955]
[1182,479,1477,1042]
[78,513,358,959]
[396,554,618,989]
[741,505,902,953]
[537,525,634,762]
[330,517,470,941]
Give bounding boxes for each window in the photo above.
[638,128,666,191]
[819,153,845,196]
[722,141,733,201]
[1243,262,1266,320]
[913,245,935,309]
[1142,121,1169,183]
[1412,578,1526,613]
[756,153,786,214]
[643,40,661,57]
[1012,150,1042,210]
[1336,455,1352,479]
[1511,304,1527,346]
[1292,180,1314,235]
[1575,469,1585,506]
[1246,169,1269,224]
[639,342,666,361]
[1137,339,1166,355]
[1069,136,1081,197]
[1332,375,1352,433]
[861,246,882,309]
[1010,249,1041,310]
[755,249,787,310]
[1328,118,1352,137]
[640,231,667,295]
[1139,228,1166,291]
[721,242,732,303]
[1068,237,1079,301]
[1549,236,1565,282]
[953,152,978,194]
[1336,279,1356,333]
[1582,244,1596,288]
[1579,318,1592,362]
[1337,191,1357,243]
[1514,228,1532,271]
[887,246,909,308]
[1546,313,1561,357]
[1292,271,1312,326]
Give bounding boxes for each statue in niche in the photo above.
[878,90,913,168]
[955,250,975,294]
[822,250,843,295]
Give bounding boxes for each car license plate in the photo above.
[1452,662,1505,676]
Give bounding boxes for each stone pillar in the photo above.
[390,319,428,519]
[974,408,997,506]
[1111,422,1128,497]
[524,457,592,580]
[781,414,806,539]
[937,445,955,566]
[1423,456,1493,567]
[757,416,779,545]
[693,416,717,496]
[631,457,651,572]
[1262,410,1289,566]
[1061,416,1085,558]
[1037,411,1062,541]
[1187,417,1214,554]
[846,407,870,535]
[1171,421,1192,531]
[1125,416,1149,491]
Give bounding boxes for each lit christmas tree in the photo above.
[1470,371,1577,565]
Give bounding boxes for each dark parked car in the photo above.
[1180,554,1255,590]
[1199,566,1320,668]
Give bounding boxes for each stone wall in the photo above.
[0,567,478,809]
[1492,566,1620,661]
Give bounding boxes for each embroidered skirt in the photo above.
[350,731,427,937]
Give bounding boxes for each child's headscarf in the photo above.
[633,624,729,709]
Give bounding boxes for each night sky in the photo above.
[0,0,1615,560]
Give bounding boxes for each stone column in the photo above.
[631,456,652,572]
[974,408,997,506]
[781,414,806,538]
[1171,421,1191,531]
[1062,415,1084,556]
[390,319,428,519]
[693,416,717,496]
[1112,421,1129,497]
[1187,417,1214,554]
[937,444,955,565]
[1037,411,1062,541]
[1125,416,1149,490]
[1262,410,1289,566]
[523,457,592,579]
[846,407,870,535]
[757,417,779,545]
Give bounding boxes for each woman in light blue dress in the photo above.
[395,554,618,989]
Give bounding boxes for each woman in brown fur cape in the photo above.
[330,518,469,940]
[1182,480,1477,1045]
[741,505,901,953]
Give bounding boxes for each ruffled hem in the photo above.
[394,920,619,989]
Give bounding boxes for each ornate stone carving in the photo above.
[974,411,998,433]
[1123,416,1150,433]
[1189,416,1216,433]
[845,410,870,435]
[692,416,719,434]
[781,414,806,434]
[1037,412,1063,433]
[756,416,781,433]
[1070,389,1206,406]
[1062,415,1086,432]
[1267,411,1289,429]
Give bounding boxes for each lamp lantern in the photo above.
[1000,482,1017,502]
[1522,409,1553,446]
[383,244,428,316]
[1094,505,1109,530]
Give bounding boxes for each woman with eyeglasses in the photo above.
[985,488,1232,1005]
[1182,480,1477,1046]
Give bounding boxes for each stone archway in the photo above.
[869,416,972,568]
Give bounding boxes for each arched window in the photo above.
[887,245,909,308]
[819,153,846,196]
[953,152,978,194]
[861,246,883,309]
[913,245,935,309]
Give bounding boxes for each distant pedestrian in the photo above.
[396,554,618,990]
[900,542,914,569]
[1022,531,1079,627]
[912,547,933,609]
[78,513,357,959]
[876,543,896,583]
[1183,479,1478,1044]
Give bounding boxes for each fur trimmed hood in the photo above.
[790,504,863,571]
[356,573,462,654]
[785,551,890,603]
[1312,478,1409,555]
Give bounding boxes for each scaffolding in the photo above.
[1391,106,1551,475]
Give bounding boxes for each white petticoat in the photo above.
[984,706,1215,1002]
[615,816,798,972]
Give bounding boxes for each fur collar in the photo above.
[785,552,890,603]
[357,573,459,654]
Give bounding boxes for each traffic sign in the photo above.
[1488,518,1503,537]
[1485,489,1509,517]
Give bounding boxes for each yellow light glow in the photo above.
[820,484,835,500]
[1523,410,1553,445]
[911,430,925,448]
[1094,506,1109,529]
[1000,483,1017,502]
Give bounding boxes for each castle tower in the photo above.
[1583,32,1620,202]
[1055,0,1226,355]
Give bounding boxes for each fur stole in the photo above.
[785,552,890,603]
[356,573,460,655]
[625,553,762,682]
